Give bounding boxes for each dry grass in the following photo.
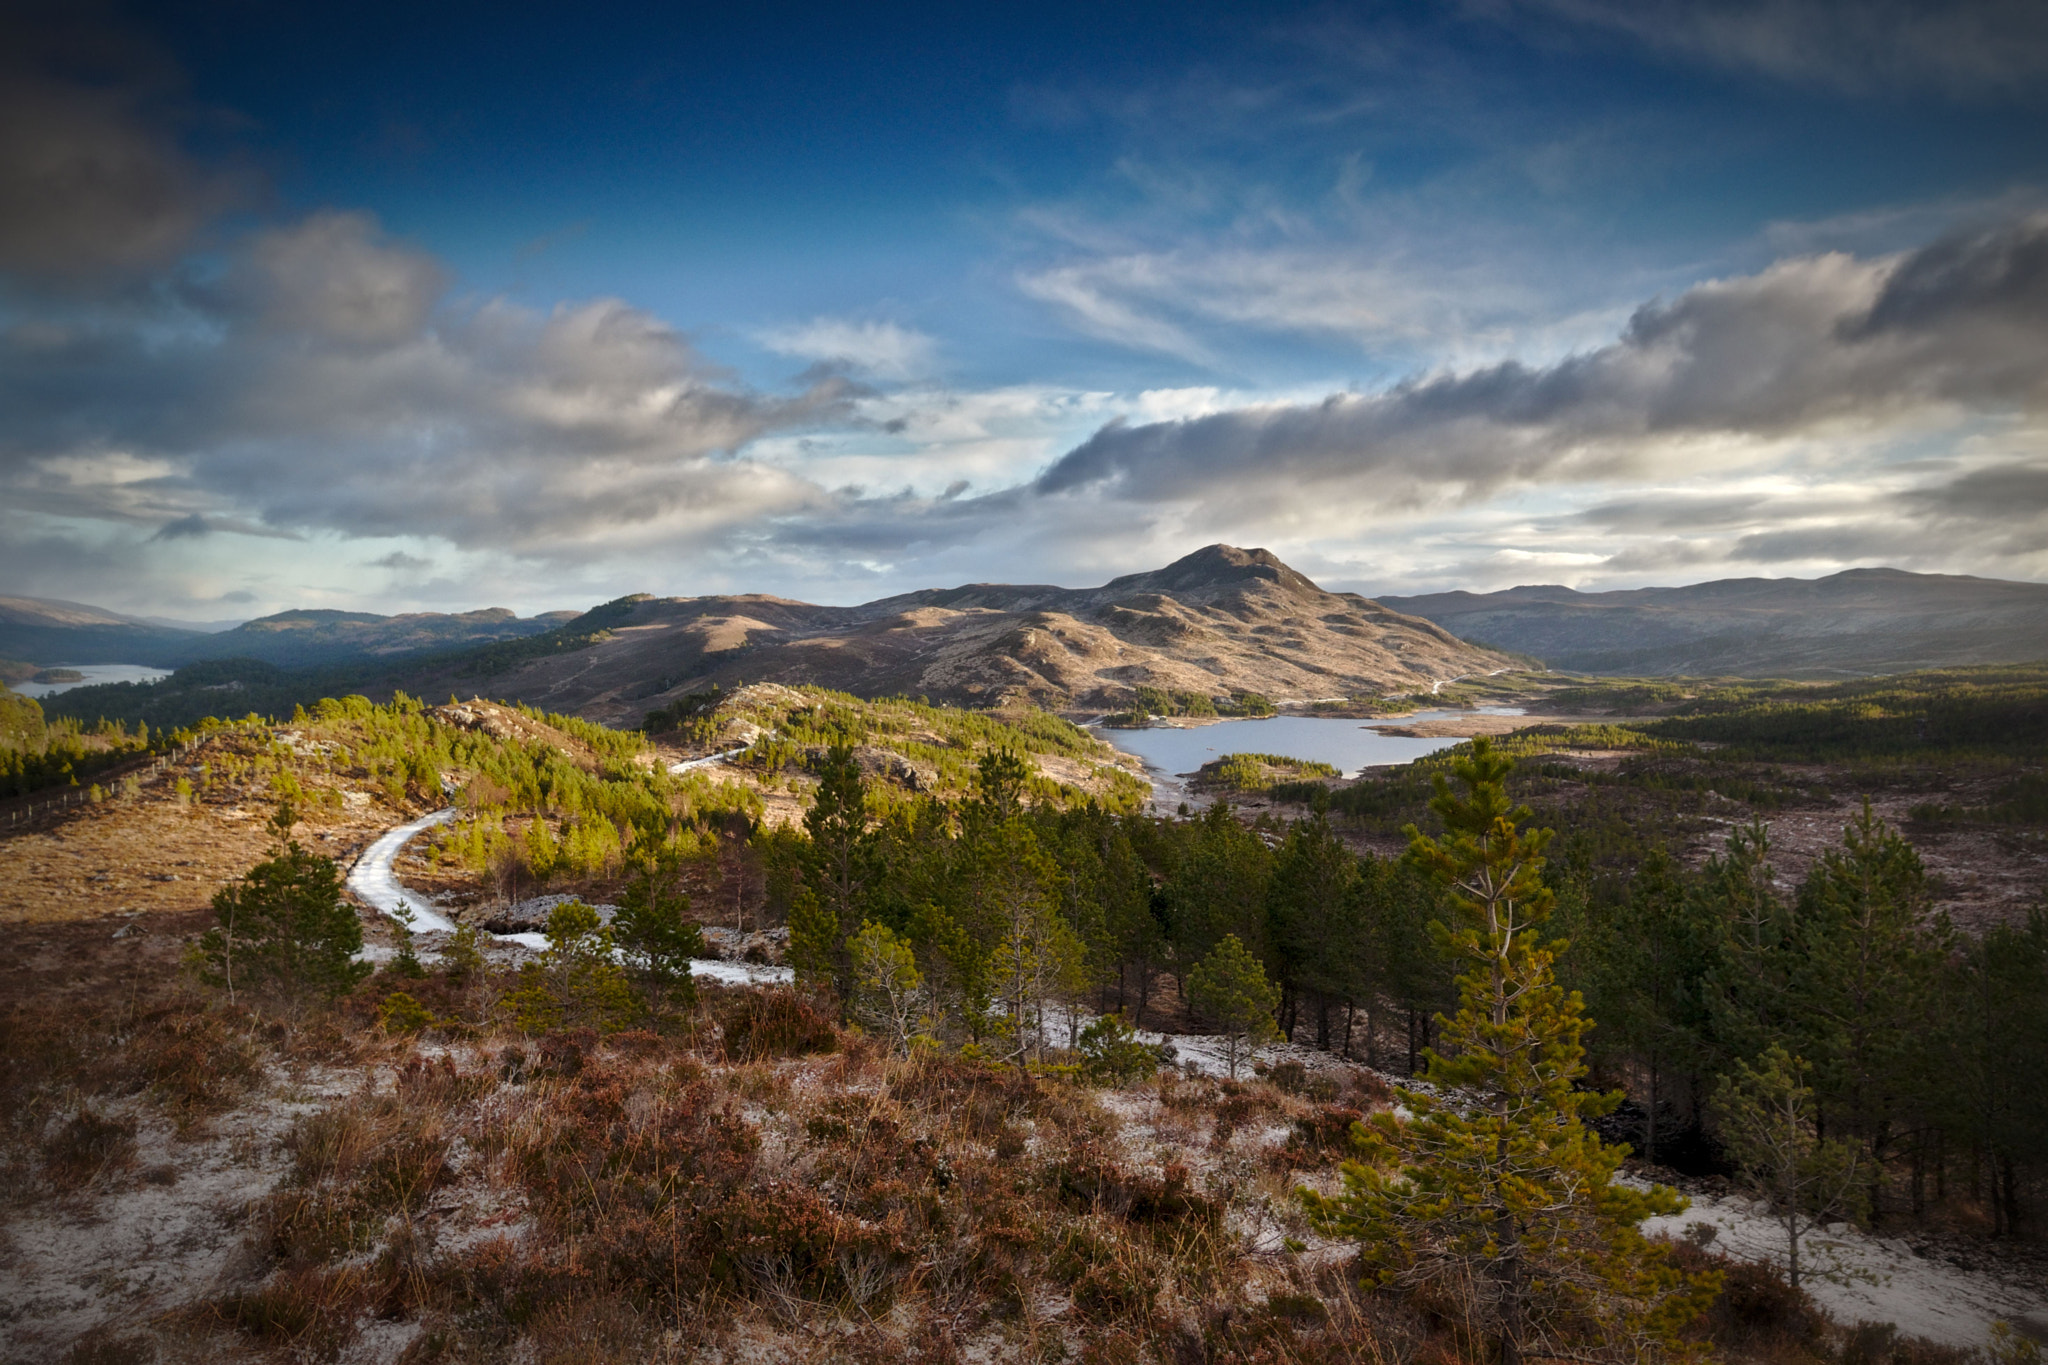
[0,757,2009,1364]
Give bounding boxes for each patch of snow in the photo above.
[346,808,460,932]
[347,809,792,984]
[1642,1190,2046,1348]
[668,743,752,774]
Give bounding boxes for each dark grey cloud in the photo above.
[149,513,209,541]
[0,211,859,558]
[1503,0,2048,96]
[0,19,252,288]
[1904,460,2048,521]
[1034,216,2048,512]
[370,551,434,571]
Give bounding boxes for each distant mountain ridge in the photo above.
[1379,567,2048,677]
[384,544,1512,724]
[0,595,577,670]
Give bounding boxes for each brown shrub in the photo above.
[1049,1222,1160,1321]
[42,1106,138,1190]
[1052,1146,1221,1227]
[217,1262,367,1352]
[133,1005,264,1123]
[721,989,839,1061]
[894,1050,1037,1138]
[1275,1105,1367,1169]
[1212,1080,1284,1146]
[517,1297,660,1364]
[58,1329,158,1365]
[720,1180,908,1311]
[1266,1060,1309,1094]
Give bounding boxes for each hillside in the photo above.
[0,596,578,670]
[0,597,207,667]
[1379,567,2048,677]
[396,544,1510,725]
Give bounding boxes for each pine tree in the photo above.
[614,854,706,1012]
[1711,1044,1865,1289]
[1268,813,1363,1050]
[196,802,370,1008]
[1303,739,1716,1365]
[1784,802,1948,1217]
[1946,909,2048,1235]
[803,744,880,1003]
[1184,933,1281,1079]
[1600,847,1718,1163]
[504,901,640,1034]
[847,919,929,1053]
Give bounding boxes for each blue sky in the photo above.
[4,0,2047,619]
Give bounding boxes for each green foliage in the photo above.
[504,902,641,1034]
[847,920,928,1052]
[1304,739,1715,1365]
[195,805,371,1008]
[441,922,486,983]
[801,744,881,1004]
[1636,663,2048,762]
[1201,751,1340,792]
[732,687,1145,810]
[613,857,706,1011]
[1184,934,1280,1079]
[377,991,437,1034]
[1777,803,1948,1180]
[1710,1044,1865,1289]
[1078,1012,1165,1085]
[0,685,159,798]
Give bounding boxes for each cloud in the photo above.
[1904,459,2048,522]
[0,20,251,287]
[1018,246,1559,368]
[1031,216,2048,516]
[370,551,434,571]
[756,318,937,380]
[0,211,859,558]
[149,513,210,541]
[1505,0,2048,96]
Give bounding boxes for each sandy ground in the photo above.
[1643,1189,2048,1348]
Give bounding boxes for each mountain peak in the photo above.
[1103,544,1322,597]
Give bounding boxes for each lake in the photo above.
[12,664,175,698]
[1097,709,1524,804]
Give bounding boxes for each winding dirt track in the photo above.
[345,806,792,984]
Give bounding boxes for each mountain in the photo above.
[0,596,579,670]
[0,596,207,667]
[389,544,1511,725]
[191,607,582,667]
[1378,568,2048,677]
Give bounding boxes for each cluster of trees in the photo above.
[773,735,2048,1240]
[1103,685,1275,727]
[1567,804,2048,1239]
[0,687,160,798]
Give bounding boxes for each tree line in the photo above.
[776,740,2048,1237]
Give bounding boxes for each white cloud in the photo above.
[754,317,937,379]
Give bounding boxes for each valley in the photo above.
[5,551,2048,1364]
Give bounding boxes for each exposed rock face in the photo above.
[410,545,1511,723]
[1380,567,2048,678]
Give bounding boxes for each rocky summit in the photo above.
[425,545,1510,723]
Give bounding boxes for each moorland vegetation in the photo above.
[4,665,2048,1360]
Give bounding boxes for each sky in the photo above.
[3,0,2047,622]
